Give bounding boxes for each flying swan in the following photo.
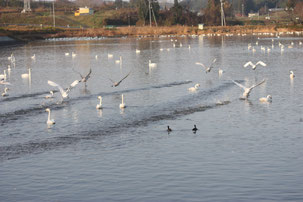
[232,79,266,99]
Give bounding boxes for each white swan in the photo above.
[8,53,14,61]
[259,95,272,102]
[232,79,266,99]
[188,83,200,91]
[45,108,55,125]
[195,58,217,73]
[1,87,9,97]
[0,80,11,85]
[0,70,7,80]
[136,49,141,54]
[108,53,113,59]
[115,56,122,64]
[47,80,79,99]
[31,54,36,60]
[45,91,54,99]
[119,94,126,109]
[96,96,103,109]
[218,68,224,76]
[149,60,157,68]
[21,68,31,79]
[290,71,295,79]
[72,52,77,58]
[243,61,266,70]
[65,52,70,56]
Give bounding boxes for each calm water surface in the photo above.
[0,34,303,201]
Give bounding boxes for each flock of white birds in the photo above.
[0,33,299,128]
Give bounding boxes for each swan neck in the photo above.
[47,110,51,121]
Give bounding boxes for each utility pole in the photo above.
[53,1,55,27]
[220,0,226,26]
[22,0,31,13]
[149,0,152,27]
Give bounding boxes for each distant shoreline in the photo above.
[1,25,303,43]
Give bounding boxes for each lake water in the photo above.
[0,34,303,201]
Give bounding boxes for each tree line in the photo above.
[0,0,302,26]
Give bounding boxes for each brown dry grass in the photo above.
[2,25,303,40]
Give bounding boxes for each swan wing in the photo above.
[84,68,92,80]
[244,61,253,68]
[211,58,217,66]
[256,61,267,66]
[250,79,266,89]
[232,80,246,90]
[195,62,207,70]
[70,80,80,88]
[116,71,131,86]
[72,68,84,79]
[48,80,65,96]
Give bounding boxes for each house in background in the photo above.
[75,7,94,16]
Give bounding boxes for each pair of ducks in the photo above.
[167,125,198,133]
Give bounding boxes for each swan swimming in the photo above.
[72,52,77,58]
[119,94,126,109]
[136,49,141,54]
[45,91,54,99]
[47,80,79,99]
[290,71,295,79]
[108,53,113,59]
[8,53,14,61]
[21,68,31,79]
[96,96,103,109]
[0,70,7,80]
[232,79,266,99]
[115,56,122,64]
[31,54,36,60]
[65,52,70,56]
[1,87,9,97]
[149,60,157,68]
[259,95,272,103]
[0,80,11,85]
[109,71,131,87]
[243,61,267,70]
[45,108,55,125]
[188,83,200,91]
[195,58,217,73]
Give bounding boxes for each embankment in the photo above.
[1,25,303,43]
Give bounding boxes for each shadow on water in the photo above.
[0,81,235,161]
